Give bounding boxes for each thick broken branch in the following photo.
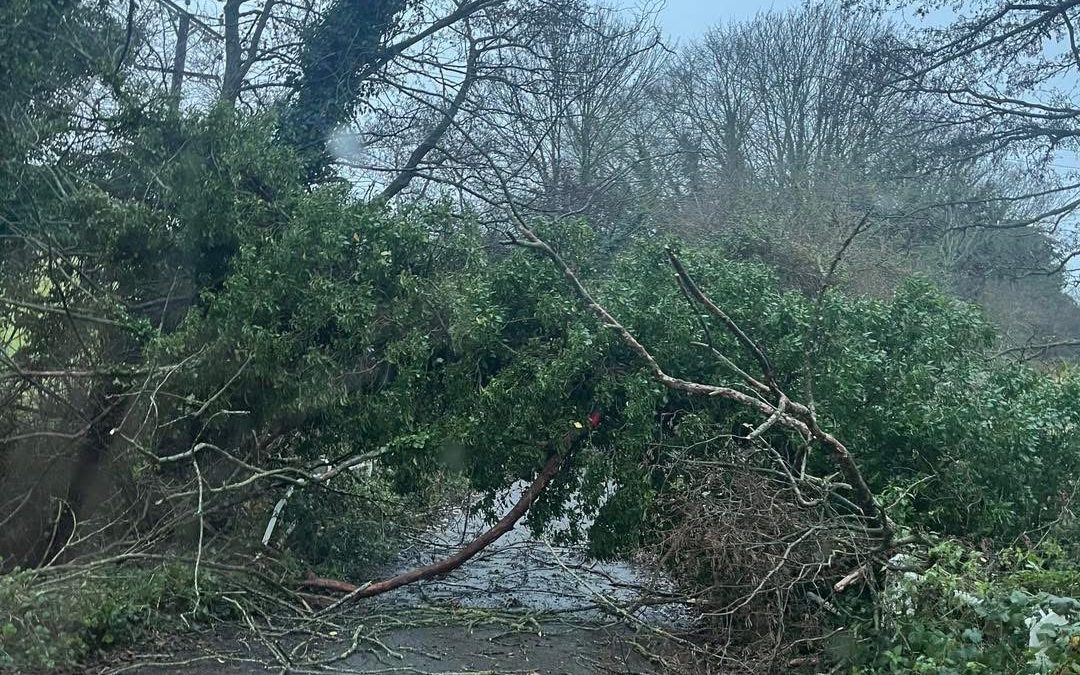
[305,451,564,603]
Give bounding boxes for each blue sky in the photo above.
[655,0,803,38]
[651,0,945,39]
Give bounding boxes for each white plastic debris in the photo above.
[1026,609,1068,649]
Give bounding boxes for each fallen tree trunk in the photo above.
[302,450,565,600]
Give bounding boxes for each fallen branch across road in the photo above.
[303,450,569,608]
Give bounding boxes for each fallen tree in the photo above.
[302,221,891,623]
[508,225,891,543]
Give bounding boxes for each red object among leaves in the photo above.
[588,411,602,429]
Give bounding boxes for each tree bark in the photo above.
[171,11,190,98]
[221,0,243,105]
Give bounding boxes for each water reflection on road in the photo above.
[381,480,686,626]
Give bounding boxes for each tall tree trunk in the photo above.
[221,0,243,105]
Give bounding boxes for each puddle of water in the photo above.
[378,480,687,626]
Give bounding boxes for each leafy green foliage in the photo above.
[0,564,235,672]
[156,189,1080,549]
[280,471,460,580]
[844,541,1080,674]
